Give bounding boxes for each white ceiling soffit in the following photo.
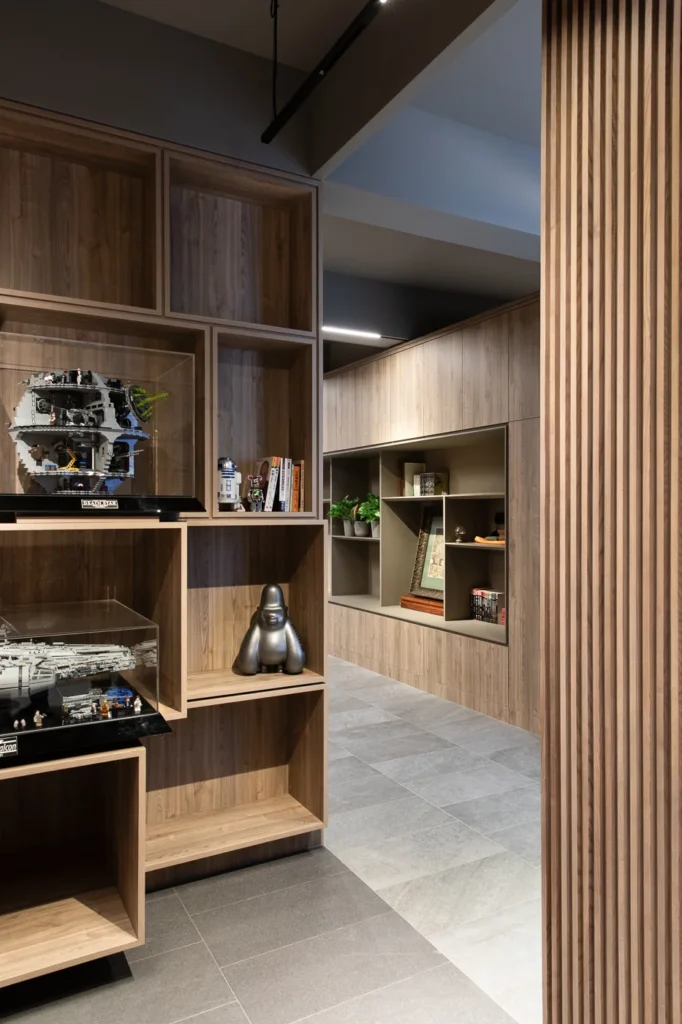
[323,215,540,297]
[98,0,369,71]
[412,0,542,146]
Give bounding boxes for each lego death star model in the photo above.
[9,369,167,496]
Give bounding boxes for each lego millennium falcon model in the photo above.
[0,641,136,700]
[9,369,168,496]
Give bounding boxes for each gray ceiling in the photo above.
[413,0,541,147]
[323,215,540,297]
[99,0,368,71]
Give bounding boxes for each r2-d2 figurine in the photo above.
[218,457,243,510]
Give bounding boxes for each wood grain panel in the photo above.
[461,317,509,429]
[542,2,681,1020]
[508,418,540,732]
[421,330,463,436]
[0,144,156,309]
[508,301,541,421]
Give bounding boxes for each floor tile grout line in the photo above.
[283,961,449,1024]
[167,1000,240,1024]
[201,934,255,1024]
[127,938,205,965]
[217,909,394,971]
[175,865,351,920]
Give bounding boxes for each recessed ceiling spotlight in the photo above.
[322,326,383,340]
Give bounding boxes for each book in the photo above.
[418,471,449,496]
[287,457,293,512]
[400,594,444,617]
[470,588,505,624]
[278,457,287,512]
[292,463,301,512]
[298,460,305,511]
[264,457,281,512]
[402,461,426,497]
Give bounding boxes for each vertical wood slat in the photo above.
[542,2,681,1022]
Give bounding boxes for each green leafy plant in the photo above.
[327,495,359,521]
[358,493,380,523]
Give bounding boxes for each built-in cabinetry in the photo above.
[324,296,539,733]
[0,99,325,988]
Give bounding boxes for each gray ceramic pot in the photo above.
[371,520,380,539]
[343,519,354,537]
[354,521,371,537]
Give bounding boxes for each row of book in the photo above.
[470,588,506,625]
[257,457,305,513]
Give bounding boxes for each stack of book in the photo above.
[257,457,305,512]
[470,588,505,624]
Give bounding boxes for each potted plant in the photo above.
[327,495,358,537]
[358,493,380,538]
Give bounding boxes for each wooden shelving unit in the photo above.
[327,426,507,646]
[0,748,145,988]
[0,99,325,985]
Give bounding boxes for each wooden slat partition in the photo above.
[542,2,681,1021]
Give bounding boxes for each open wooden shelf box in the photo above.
[0,300,211,512]
[0,747,144,988]
[168,155,314,333]
[213,330,316,518]
[0,107,159,312]
[0,521,187,719]
[145,687,325,873]
[187,525,325,704]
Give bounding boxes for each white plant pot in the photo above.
[343,520,354,537]
[371,520,380,539]
[354,521,371,537]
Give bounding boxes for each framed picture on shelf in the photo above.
[409,508,445,601]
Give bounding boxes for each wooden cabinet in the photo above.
[508,301,541,420]
[387,346,423,442]
[422,331,463,435]
[462,317,509,428]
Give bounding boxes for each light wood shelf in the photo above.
[446,542,506,551]
[328,594,506,644]
[382,495,445,502]
[187,667,324,706]
[0,747,145,988]
[331,535,379,542]
[146,794,323,872]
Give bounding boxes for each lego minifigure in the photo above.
[133,696,142,714]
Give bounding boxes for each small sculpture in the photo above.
[133,696,142,715]
[235,584,305,675]
[218,456,243,510]
[453,525,467,544]
[100,698,110,718]
[33,710,45,727]
[13,718,26,730]
[246,474,264,513]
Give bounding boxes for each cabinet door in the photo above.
[323,374,339,452]
[387,346,423,442]
[508,301,540,420]
[462,317,509,428]
[422,331,463,435]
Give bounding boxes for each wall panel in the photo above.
[542,2,681,1021]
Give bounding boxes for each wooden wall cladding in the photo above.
[323,296,538,453]
[543,2,681,1021]
[0,108,158,311]
[329,602,510,721]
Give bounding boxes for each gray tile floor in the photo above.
[3,657,542,1024]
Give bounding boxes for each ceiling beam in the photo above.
[307,0,517,177]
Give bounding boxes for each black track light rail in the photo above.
[262,0,387,144]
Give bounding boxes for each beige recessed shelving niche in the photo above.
[0,99,325,988]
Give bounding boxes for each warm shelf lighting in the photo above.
[322,326,382,339]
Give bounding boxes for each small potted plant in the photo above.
[327,495,358,537]
[357,493,380,538]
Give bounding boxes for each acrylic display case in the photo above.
[0,331,204,516]
[0,598,169,764]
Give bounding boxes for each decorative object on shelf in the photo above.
[328,495,359,538]
[417,471,449,496]
[217,456,243,510]
[474,536,506,546]
[400,594,445,617]
[0,641,136,698]
[474,510,506,546]
[133,696,142,714]
[453,525,467,544]
[13,718,26,730]
[402,462,425,496]
[471,588,505,624]
[358,494,380,538]
[409,508,446,601]
[246,474,265,512]
[32,709,45,727]
[9,369,168,497]
[100,698,110,718]
[235,583,305,675]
